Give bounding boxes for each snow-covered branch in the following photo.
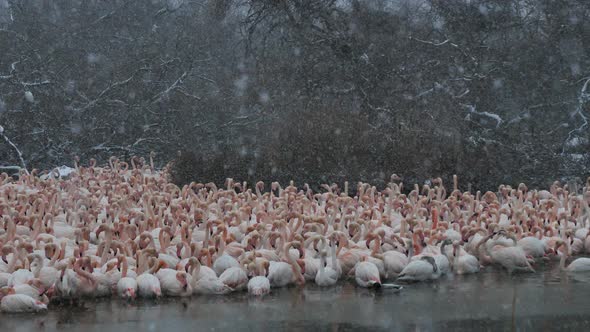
[462,104,502,128]
[78,75,134,111]
[91,9,117,25]
[22,80,52,87]
[408,36,449,46]
[0,124,29,174]
[91,137,168,153]
[562,78,590,153]
[358,86,395,115]
[151,71,189,104]
[409,36,477,62]
[91,143,131,152]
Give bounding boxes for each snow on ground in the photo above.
[39,165,76,180]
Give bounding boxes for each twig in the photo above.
[151,71,189,104]
[22,80,52,87]
[408,36,450,46]
[78,75,134,111]
[462,104,503,128]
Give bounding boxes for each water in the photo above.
[2,260,590,332]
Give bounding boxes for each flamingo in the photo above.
[157,270,192,296]
[186,254,217,281]
[450,241,479,275]
[1,292,47,313]
[3,155,590,307]
[116,255,137,299]
[13,279,49,304]
[354,258,381,288]
[315,250,338,287]
[212,233,240,276]
[136,256,163,298]
[479,232,535,273]
[193,277,233,295]
[557,241,590,272]
[247,259,271,296]
[268,242,304,287]
[516,226,547,258]
[397,256,439,282]
[218,266,248,291]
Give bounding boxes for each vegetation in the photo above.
[0,0,588,190]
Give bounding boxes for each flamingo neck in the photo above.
[370,237,381,257]
[31,257,43,277]
[412,233,422,255]
[336,236,345,256]
[217,235,226,257]
[453,246,460,267]
[121,257,128,278]
[191,260,201,278]
[49,246,61,266]
[431,209,438,230]
[147,260,162,274]
[330,239,338,269]
[101,229,113,265]
[318,254,326,275]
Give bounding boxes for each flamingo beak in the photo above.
[45,284,55,297]
[297,259,305,274]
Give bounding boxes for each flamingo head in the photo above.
[262,260,270,276]
[105,260,118,272]
[440,239,453,253]
[45,284,56,298]
[420,256,438,273]
[0,286,15,300]
[365,233,375,248]
[176,272,188,290]
[292,233,304,243]
[95,224,108,237]
[43,244,54,259]
[271,182,279,191]
[367,279,381,288]
[23,242,34,253]
[33,300,47,311]
[296,259,306,275]
[27,278,45,293]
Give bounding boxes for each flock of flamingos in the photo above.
[0,155,589,313]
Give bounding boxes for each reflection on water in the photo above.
[2,260,590,332]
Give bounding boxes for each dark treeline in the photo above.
[0,0,589,191]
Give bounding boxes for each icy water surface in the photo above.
[2,260,590,332]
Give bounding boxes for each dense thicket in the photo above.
[1,0,589,190]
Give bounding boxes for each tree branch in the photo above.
[0,124,29,174]
[562,78,590,153]
[150,71,189,104]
